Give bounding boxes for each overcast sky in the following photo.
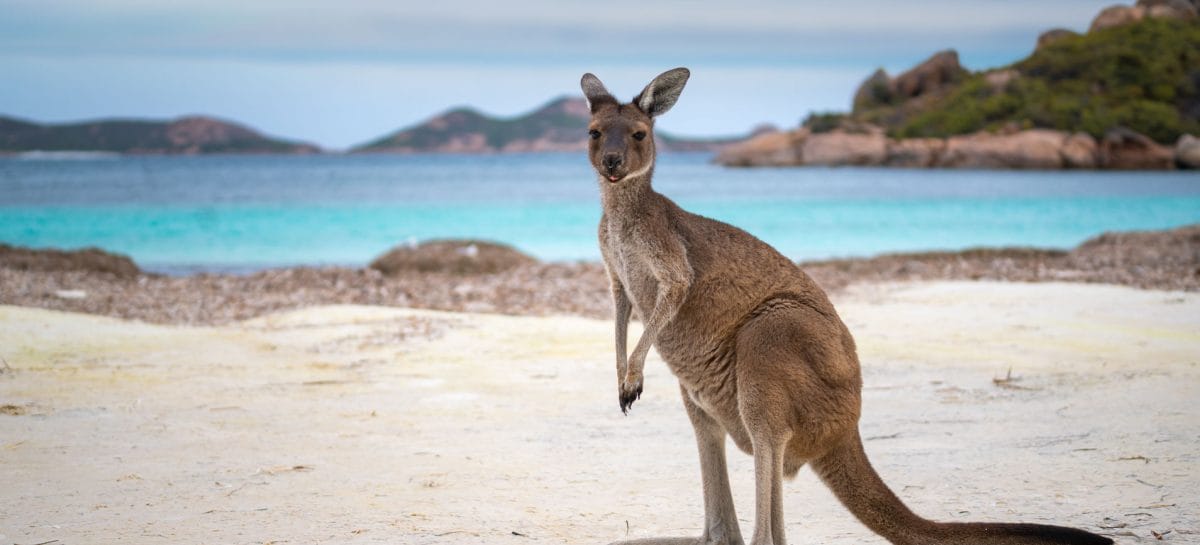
[1,0,1113,149]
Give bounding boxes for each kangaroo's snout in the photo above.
[603,153,623,173]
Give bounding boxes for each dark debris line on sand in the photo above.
[1,226,1198,326]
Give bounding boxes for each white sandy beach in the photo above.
[1,281,1197,544]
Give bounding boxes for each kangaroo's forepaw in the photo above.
[619,376,643,414]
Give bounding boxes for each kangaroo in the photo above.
[582,67,1113,545]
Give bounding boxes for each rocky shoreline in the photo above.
[715,125,1197,170]
[2,225,1197,326]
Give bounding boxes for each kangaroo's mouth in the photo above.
[607,174,622,183]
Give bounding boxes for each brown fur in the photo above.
[582,68,1112,545]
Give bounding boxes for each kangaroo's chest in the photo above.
[605,224,661,319]
[604,221,726,374]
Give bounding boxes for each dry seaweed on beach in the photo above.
[2,226,1197,326]
[0,243,140,279]
[0,261,613,325]
[802,224,1200,293]
[369,239,538,275]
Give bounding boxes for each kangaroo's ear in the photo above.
[634,67,690,117]
[581,73,616,113]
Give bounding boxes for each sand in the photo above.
[1,281,1197,544]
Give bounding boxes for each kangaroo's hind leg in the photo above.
[736,337,795,545]
[681,384,745,545]
[734,302,865,545]
[746,428,790,545]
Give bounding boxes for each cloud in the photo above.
[2,0,1110,65]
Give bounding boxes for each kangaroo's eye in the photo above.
[632,131,647,141]
[589,129,601,140]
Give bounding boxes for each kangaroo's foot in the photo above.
[609,536,743,545]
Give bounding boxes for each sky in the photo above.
[1,0,1116,150]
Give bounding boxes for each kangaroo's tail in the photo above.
[810,430,1113,545]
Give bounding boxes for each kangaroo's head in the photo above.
[580,67,689,185]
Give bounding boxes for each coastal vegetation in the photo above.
[873,18,1200,144]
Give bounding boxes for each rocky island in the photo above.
[717,0,1200,169]
[0,115,320,155]
[352,96,740,154]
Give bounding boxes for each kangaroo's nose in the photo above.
[603,153,622,172]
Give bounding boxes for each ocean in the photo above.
[1,152,1198,274]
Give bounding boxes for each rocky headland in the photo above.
[717,1,1200,169]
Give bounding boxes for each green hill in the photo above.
[852,17,1200,144]
[353,97,591,153]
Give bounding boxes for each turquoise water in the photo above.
[2,153,1198,273]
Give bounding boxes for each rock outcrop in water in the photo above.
[1100,127,1176,169]
[0,115,320,155]
[1177,134,1200,168]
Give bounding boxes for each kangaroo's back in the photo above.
[654,195,842,355]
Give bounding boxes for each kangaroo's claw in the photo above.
[619,380,644,414]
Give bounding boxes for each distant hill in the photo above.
[848,13,1200,144]
[0,115,320,154]
[352,97,740,153]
